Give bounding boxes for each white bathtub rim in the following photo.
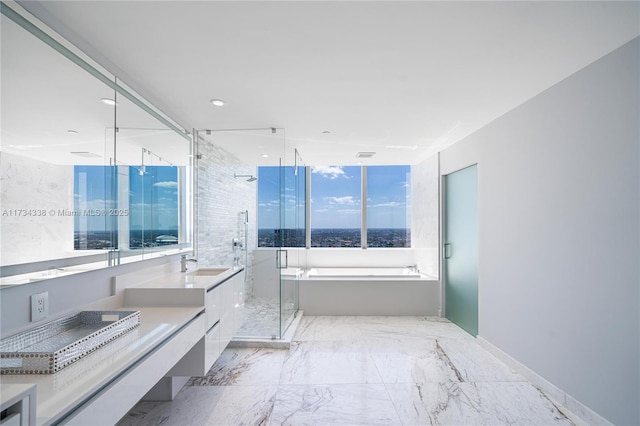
[304,267,438,281]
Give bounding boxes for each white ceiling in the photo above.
[12,1,640,166]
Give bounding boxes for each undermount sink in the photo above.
[187,268,229,276]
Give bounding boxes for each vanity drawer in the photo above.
[205,322,221,372]
[206,286,221,329]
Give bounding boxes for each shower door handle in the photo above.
[443,243,452,259]
[276,249,288,269]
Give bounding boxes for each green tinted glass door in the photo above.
[444,164,478,336]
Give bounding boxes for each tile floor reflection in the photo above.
[118,316,573,426]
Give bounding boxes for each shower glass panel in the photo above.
[195,128,299,340]
[280,150,305,335]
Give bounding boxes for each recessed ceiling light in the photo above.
[210,99,225,107]
[67,130,78,134]
[261,154,269,158]
[100,98,117,106]
[322,130,331,134]
[356,152,376,158]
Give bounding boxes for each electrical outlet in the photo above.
[31,292,49,322]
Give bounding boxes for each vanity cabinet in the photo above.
[206,285,221,330]
[122,267,244,393]
[0,384,36,426]
[204,322,221,369]
[219,274,236,351]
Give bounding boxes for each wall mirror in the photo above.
[0,4,192,285]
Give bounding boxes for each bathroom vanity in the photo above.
[0,266,245,425]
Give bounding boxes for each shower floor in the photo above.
[236,297,296,338]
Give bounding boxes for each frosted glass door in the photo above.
[444,164,478,336]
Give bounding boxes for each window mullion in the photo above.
[362,165,367,249]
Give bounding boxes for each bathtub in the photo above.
[306,267,423,279]
[300,267,439,315]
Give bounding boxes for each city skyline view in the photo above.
[74,165,179,249]
[258,164,411,247]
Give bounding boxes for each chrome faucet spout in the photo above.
[181,254,198,272]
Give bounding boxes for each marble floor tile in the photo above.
[121,316,574,426]
[280,340,382,385]
[386,381,572,426]
[118,385,278,426]
[236,297,296,339]
[356,316,474,341]
[293,316,364,342]
[436,337,523,382]
[365,337,460,384]
[188,347,287,386]
[269,384,401,426]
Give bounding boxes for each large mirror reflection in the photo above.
[0,5,192,284]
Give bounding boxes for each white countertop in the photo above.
[131,265,243,291]
[0,306,203,425]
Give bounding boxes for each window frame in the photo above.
[258,165,411,249]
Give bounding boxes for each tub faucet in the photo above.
[181,254,198,272]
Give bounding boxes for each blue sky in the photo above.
[74,165,178,232]
[74,166,117,233]
[129,165,179,230]
[311,166,362,229]
[366,165,411,229]
[258,166,305,230]
[258,165,410,230]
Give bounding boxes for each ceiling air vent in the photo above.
[356,152,376,158]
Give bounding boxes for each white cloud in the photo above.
[370,201,403,208]
[259,200,279,207]
[311,166,345,179]
[153,181,178,189]
[326,196,358,205]
[315,209,329,213]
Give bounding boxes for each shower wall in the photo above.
[411,154,440,278]
[195,138,257,298]
[1,152,74,265]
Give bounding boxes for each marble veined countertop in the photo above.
[0,306,203,425]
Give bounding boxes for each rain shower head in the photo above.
[234,173,257,182]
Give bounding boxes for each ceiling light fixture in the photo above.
[356,152,376,158]
[100,98,117,106]
[322,130,331,134]
[67,130,78,134]
[210,99,225,106]
[261,154,269,158]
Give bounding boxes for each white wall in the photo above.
[440,38,639,425]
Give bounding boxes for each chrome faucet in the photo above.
[181,254,198,272]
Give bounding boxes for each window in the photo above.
[74,166,118,250]
[257,166,306,248]
[256,164,411,248]
[366,165,411,247]
[129,165,179,249]
[310,166,361,247]
[74,164,180,250]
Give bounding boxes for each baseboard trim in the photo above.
[476,336,612,426]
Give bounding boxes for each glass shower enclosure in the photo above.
[194,128,304,340]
